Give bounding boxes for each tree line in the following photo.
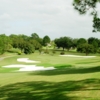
[0,33,50,54]
[0,33,100,55]
[55,36,100,55]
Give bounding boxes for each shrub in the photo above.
[44,49,49,54]
[17,51,21,55]
[24,43,35,54]
[60,51,65,55]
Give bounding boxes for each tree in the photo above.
[37,38,43,45]
[88,37,98,44]
[0,34,12,54]
[29,39,42,50]
[18,34,29,41]
[0,38,5,54]
[54,37,73,51]
[9,34,19,48]
[23,42,35,54]
[92,40,98,53]
[77,43,94,55]
[30,33,43,45]
[10,34,26,52]
[77,38,87,46]
[31,33,39,39]
[9,34,31,52]
[73,0,100,32]
[88,37,99,53]
[72,38,78,49]
[43,35,51,46]
[64,37,73,51]
[54,38,61,49]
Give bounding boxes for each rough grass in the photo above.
[0,52,100,100]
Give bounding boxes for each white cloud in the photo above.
[0,13,11,20]
[0,0,100,39]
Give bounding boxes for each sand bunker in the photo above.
[19,66,55,71]
[3,58,55,71]
[60,55,96,58]
[2,64,55,71]
[17,58,40,63]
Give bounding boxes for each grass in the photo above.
[0,51,100,100]
[0,67,19,73]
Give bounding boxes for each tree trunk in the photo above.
[86,52,88,56]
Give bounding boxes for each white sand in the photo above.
[19,66,55,71]
[2,64,55,71]
[3,55,95,72]
[60,55,96,58]
[4,55,95,72]
[3,58,55,71]
[17,58,40,63]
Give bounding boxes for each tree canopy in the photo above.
[54,37,73,51]
[1,33,100,55]
[73,0,100,32]
[43,35,51,46]
[77,43,94,55]
[31,33,39,39]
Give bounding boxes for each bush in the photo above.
[24,43,35,54]
[44,49,49,54]
[60,51,65,55]
[17,51,21,55]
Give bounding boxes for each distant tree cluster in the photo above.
[0,32,100,56]
[54,37,73,51]
[0,33,51,54]
[54,36,100,55]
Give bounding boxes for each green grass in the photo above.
[0,52,100,100]
[0,68,19,73]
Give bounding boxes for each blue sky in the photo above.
[0,0,100,39]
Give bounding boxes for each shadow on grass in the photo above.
[0,78,100,100]
[54,64,72,68]
[29,66,100,76]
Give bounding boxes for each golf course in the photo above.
[1,0,100,99]
[0,51,100,100]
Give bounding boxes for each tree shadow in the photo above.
[0,78,100,100]
[29,66,100,76]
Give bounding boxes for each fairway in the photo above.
[1,0,100,100]
[0,52,100,100]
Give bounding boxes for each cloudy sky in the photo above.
[0,0,100,39]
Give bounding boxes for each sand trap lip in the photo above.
[17,58,40,63]
[60,55,96,58]
[2,64,56,71]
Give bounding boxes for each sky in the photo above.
[0,0,100,39]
